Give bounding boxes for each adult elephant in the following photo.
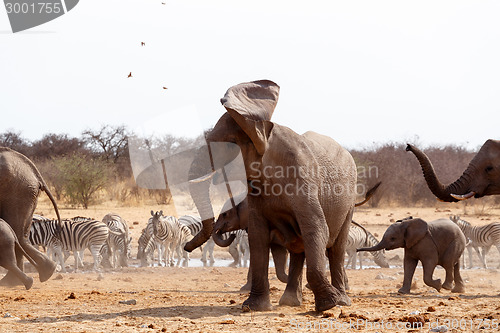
[406,140,500,202]
[0,147,62,285]
[184,80,357,312]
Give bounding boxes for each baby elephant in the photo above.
[358,218,465,294]
[0,218,35,290]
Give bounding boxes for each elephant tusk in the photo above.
[450,192,476,201]
[189,171,216,184]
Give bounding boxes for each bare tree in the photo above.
[31,133,86,160]
[0,130,31,156]
[82,125,129,163]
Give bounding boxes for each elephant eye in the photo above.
[486,166,493,173]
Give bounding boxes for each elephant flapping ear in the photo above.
[403,218,429,249]
[221,80,279,155]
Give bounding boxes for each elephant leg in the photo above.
[441,264,454,290]
[451,262,465,293]
[323,212,352,309]
[270,244,288,283]
[243,221,271,311]
[279,252,304,306]
[422,259,441,292]
[398,256,418,294]
[240,266,252,291]
[1,259,33,290]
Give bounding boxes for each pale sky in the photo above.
[1,0,499,150]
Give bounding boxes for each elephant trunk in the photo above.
[212,230,236,247]
[184,153,216,252]
[357,241,386,252]
[406,144,475,202]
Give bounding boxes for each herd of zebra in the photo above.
[26,211,500,272]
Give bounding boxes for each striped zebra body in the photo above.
[137,222,156,267]
[102,213,131,268]
[29,217,108,271]
[151,211,181,266]
[345,223,389,269]
[450,215,500,268]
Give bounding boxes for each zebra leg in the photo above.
[481,246,490,269]
[451,262,465,293]
[89,245,102,271]
[228,241,239,267]
[467,246,474,269]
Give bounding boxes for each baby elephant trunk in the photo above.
[212,230,236,247]
[357,242,385,252]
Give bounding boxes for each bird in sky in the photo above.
[141,42,145,46]
[127,72,132,78]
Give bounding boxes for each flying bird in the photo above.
[141,42,145,46]
[163,87,168,90]
[128,72,132,78]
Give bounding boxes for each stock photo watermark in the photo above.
[290,318,499,331]
[3,0,79,33]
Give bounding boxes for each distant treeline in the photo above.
[0,127,489,208]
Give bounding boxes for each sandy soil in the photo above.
[1,203,499,332]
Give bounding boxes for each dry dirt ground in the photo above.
[1,203,500,332]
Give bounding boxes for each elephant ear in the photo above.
[221,80,279,155]
[404,218,429,248]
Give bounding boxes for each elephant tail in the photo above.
[355,181,381,207]
[40,182,63,234]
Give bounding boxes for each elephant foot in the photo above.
[242,294,273,311]
[279,290,302,307]
[452,285,465,293]
[442,282,453,290]
[38,260,57,283]
[0,272,23,287]
[23,276,34,290]
[314,286,351,312]
[397,287,411,294]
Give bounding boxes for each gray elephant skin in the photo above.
[184,80,357,312]
[0,218,36,289]
[358,218,466,294]
[214,194,306,305]
[0,147,62,286]
[406,140,500,202]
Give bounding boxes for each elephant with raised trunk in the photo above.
[0,147,62,286]
[184,80,358,312]
[406,140,500,202]
[358,218,466,294]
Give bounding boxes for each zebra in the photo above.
[29,216,108,271]
[137,222,156,267]
[150,210,182,266]
[450,215,500,269]
[176,215,248,267]
[102,213,131,268]
[345,222,389,269]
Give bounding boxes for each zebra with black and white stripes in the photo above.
[29,216,108,271]
[450,215,500,268]
[102,213,131,268]
[137,222,155,267]
[150,210,181,266]
[345,222,389,269]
